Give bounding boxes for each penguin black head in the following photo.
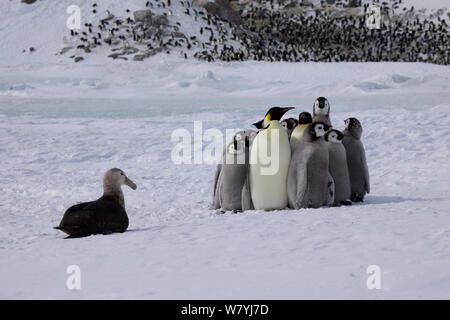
[324,129,344,143]
[252,119,264,129]
[265,107,295,122]
[253,107,294,129]
[309,122,330,140]
[344,117,363,139]
[313,97,330,115]
[298,112,312,125]
[228,130,256,156]
[281,118,298,130]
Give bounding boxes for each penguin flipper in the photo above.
[361,151,370,194]
[326,172,335,207]
[241,166,254,211]
[211,163,222,209]
[295,162,309,209]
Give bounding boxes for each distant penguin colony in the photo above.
[211,97,370,212]
[59,1,449,65]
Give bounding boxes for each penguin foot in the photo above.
[351,194,364,202]
[341,200,352,206]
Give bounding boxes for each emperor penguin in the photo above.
[249,107,294,210]
[212,130,257,212]
[342,118,370,202]
[288,122,335,209]
[281,118,298,138]
[324,129,352,206]
[290,112,313,152]
[312,97,332,127]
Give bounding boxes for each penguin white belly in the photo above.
[249,121,291,210]
[290,124,308,151]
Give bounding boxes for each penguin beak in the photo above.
[124,177,137,190]
[282,107,295,113]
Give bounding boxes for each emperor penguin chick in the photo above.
[342,118,370,202]
[324,129,352,206]
[212,130,257,211]
[288,122,335,209]
[281,117,298,139]
[290,111,313,151]
[312,97,332,127]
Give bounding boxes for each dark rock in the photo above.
[194,0,241,25]
[60,46,73,55]
[108,53,122,59]
[74,57,84,63]
[133,54,146,61]
[153,15,169,28]
[133,10,152,24]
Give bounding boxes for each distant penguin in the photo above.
[290,111,312,151]
[342,118,370,202]
[281,117,298,138]
[288,122,335,209]
[212,130,257,212]
[249,107,294,210]
[54,168,137,238]
[324,129,352,206]
[312,97,332,127]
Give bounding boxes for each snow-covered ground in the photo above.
[0,0,449,299]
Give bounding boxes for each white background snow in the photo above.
[0,0,449,299]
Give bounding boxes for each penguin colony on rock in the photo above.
[60,0,449,64]
[212,97,370,212]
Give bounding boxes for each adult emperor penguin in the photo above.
[312,97,332,127]
[212,130,257,212]
[249,106,294,210]
[324,129,352,206]
[290,112,313,151]
[342,117,370,202]
[288,122,335,209]
[54,168,137,238]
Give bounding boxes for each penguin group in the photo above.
[212,97,370,212]
[61,1,448,65]
[232,0,449,65]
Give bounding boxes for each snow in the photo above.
[0,0,449,299]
